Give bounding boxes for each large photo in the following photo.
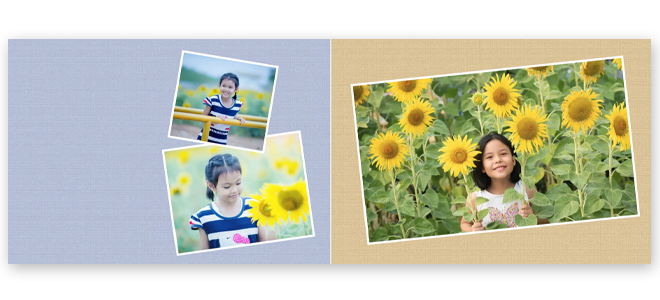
[352,57,638,244]
[163,132,313,255]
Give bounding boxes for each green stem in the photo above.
[609,138,614,188]
[573,63,579,87]
[408,135,422,218]
[390,170,406,239]
[462,174,476,221]
[573,132,584,217]
[496,115,502,134]
[537,77,546,113]
[521,152,528,205]
[477,105,484,135]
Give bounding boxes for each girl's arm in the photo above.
[201,106,212,116]
[198,228,210,250]
[258,225,277,242]
[460,192,484,232]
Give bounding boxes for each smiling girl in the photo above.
[460,133,548,232]
[189,154,274,249]
[196,73,246,145]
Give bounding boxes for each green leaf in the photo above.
[445,88,458,99]
[616,159,634,177]
[610,82,625,92]
[522,176,536,191]
[452,206,469,217]
[451,196,466,205]
[431,120,451,136]
[369,189,390,204]
[421,189,439,209]
[399,197,417,217]
[369,227,389,242]
[595,162,611,174]
[442,217,462,233]
[357,121,368,128]
[514,214,538,227]
[622,184,636,202]
[475,196,489,206]
[530,192,553,206]
[355,106,371,116]
[366,209,377,223]
[503,188,523,204]
[551,164,574,176]
[546,183,572,199]
[584,194,606,216]
[545,90,565,100]
[577,172,591,190]
[411,218,436,235]
[486,221,509,230]
[431,194,453,219]
[367,85,384,108]
[443,102,459,116]
[477,208,489,221]
[552,196,580,221]
[603,188,622,209]
[532,205,554,219]
[397,178,412,190]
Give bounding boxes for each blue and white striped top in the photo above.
[196,95,243,145]
[189,197,258,249]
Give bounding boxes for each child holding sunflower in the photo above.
[460,133,548,232]
[189,154,276,250]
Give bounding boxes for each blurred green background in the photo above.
[165,133,310,254]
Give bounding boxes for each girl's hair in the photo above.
[204,153,242,200]
[472,133,521,190]
[219,73,240,100]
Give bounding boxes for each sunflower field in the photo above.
[164,133,313,254]
[353,58,637,243]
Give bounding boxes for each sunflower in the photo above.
[504,104,549,155]
[561,89,603,133]
[177,172,192,186]
[209,87,221,96]
[612,58,623,70]
[182,102,191,108]
[178,150,189,164]
[438,135,480,177]
[353,85,371,107]
[605,103,631,151]
[483,73,521,118]
[526,65,554,79]
[368,131,409,171]
[580,60,605,85]
[398,97,435,137]
[471,93,484,106]
[259,179,309,224]
[247,193,280,227]
[387,78,433,103]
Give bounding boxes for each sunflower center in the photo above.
[398,80,417,92]
[259,201,272,217]
[407,108,425,126]
[451,148,468,164]
[517,117,539,140]
[353,86,364,101]
[613,116,628,136]
[493,87,509,105]
[584,61,604,76]
[567,96,593,122]
[278,190,304,211]
[379,140,399,159]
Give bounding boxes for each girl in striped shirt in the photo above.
[196,73,246,145]
[189,154,273,249]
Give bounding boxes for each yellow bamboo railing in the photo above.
[174,106,268,123]
[172,110,267,142]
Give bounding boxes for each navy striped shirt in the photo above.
[196,95,243,145]
[189,197,258,249]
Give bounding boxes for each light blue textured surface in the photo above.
[8,40,330,264]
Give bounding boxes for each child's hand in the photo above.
[471,222,484,232]
[235,116,245,125]
[520,204,533,218]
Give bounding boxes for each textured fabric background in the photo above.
[8,40,330,264]
[331,40,651,264]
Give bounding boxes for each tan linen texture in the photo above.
[331,39,650,264]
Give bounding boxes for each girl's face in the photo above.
[219,78,238,100]
[209,171,243,204]
[481,138,516,180]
